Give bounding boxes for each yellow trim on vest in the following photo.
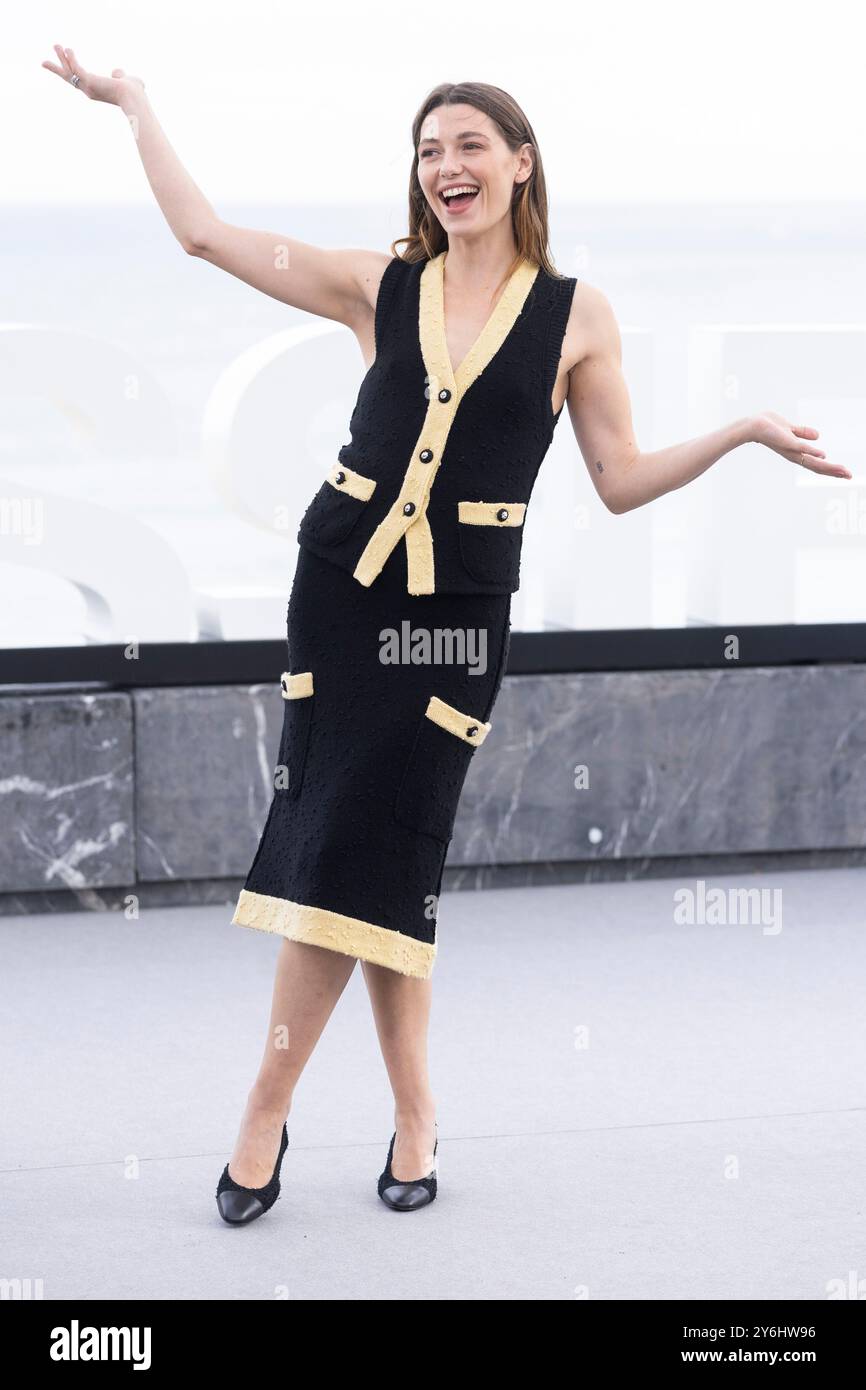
[457,501,527,527]
[327,461,377,501]
[280,670,313,699]
[425,694,492,746]
[232,889,436,979]
[352,250,539,593]
[405,508,435,594]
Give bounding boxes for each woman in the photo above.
[43,49,848,1224]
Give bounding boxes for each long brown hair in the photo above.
[390,82,565,285]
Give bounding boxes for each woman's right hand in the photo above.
[41,44,144,107]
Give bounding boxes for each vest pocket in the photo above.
[394,694,492,843]
[275,670,314,799]
[298,461,377,547]
[457,500,527,587]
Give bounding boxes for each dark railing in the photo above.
[1,622,865,689]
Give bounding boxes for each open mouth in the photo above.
[438,186,480,211]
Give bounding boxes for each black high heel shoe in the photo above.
[216,1121,289,1225]
[378,1122,438,1210]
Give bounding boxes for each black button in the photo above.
[496,507,509,521]
[419,448,434,463]
[403,502,416,516]
[335,470,346,484]
[438,389,451,403]
[466,725,478,738]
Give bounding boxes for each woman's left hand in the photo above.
[749,410,852,479]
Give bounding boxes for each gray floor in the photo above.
[2,867,864,1301]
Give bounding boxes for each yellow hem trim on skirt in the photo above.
[232,888,436,979]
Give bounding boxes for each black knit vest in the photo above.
[297,250,578,595]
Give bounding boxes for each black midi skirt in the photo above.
[231,540,512,979]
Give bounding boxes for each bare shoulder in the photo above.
[345,249,402,367]
[561,279,621,373]
[348,248,400,320]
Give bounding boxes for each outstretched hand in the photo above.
[751,410,851,479]
[41,44,144,106]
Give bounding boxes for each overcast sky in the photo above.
[7,0,863,205]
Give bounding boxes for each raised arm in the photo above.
[564,284,850,515]
[41,44,386,331]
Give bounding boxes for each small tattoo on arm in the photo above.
[595,459,604,473]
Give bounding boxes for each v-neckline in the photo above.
[440,250,516,378]
[420,249,539,399]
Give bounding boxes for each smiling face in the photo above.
[416,103,532,240]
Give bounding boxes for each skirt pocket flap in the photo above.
[280,670,314,699]
[276,670,315,798]
[394,695,492,842]
[425,695,492,746]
